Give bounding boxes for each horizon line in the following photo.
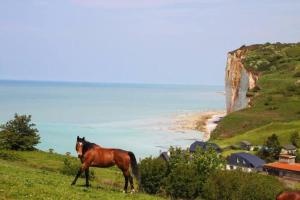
[0,78,225,87]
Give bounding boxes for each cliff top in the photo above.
[231,42,300,73]
[213,42,300,142]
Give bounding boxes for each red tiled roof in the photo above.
[264,162,300,172]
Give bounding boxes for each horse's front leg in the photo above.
[71,163,88,186]
[85,168,90,187]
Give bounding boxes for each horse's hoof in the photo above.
[130,189,135,194]
[71,183,75,186]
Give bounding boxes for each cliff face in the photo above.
[225,48,258,114]
[213,42,300,139]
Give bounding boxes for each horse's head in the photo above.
[76,136,85,158]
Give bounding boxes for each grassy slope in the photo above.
[0,150,164,200]
[215,120,300,148]
[212,43,300,146]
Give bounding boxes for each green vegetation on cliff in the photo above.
[212,42,300,145]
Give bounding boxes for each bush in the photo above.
[0,150,26,161]
[165,147,224,199]
[202,170,284,200]
[164,162,200,199]
[60,157,95,180]
[0,114,40,151]
[290,131,300,148]
[257,134,281,162]
[139,147,224,199]
[296,150,300,163]
[294,71,300,77]
[139,157,168,194]
[287,84,297,92]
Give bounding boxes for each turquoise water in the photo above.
[0,80,225,158]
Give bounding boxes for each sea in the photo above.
[0,80,225,159]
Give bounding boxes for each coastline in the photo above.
[173,111,226,141]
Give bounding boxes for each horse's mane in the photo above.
[82,140,97,155]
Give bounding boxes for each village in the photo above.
[160,139,300,182]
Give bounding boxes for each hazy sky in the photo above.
[0,0,300,85]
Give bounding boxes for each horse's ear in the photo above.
[83,137,85,141]
[77,136,79,140]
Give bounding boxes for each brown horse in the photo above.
[71,136,140,193]
[277,191,300,200]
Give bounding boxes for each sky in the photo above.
[0,0,300,85]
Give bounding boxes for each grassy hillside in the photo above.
[0,150,164,200]
[212,42,300,144]
[214,120,300,148]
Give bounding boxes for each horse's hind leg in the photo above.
[129,174,135,193]
[122,171,129,193]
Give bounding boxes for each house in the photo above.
[281,144,297,155]
[226,152,266,172]
[264,154,300,181]
[189,141,222,153]
[278,154,296,164]
[240,140,253,151]
[159,151,170,162]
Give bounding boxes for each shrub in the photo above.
[296,150,300,163]
[140,147,225,199]
[60,157,95,180]
[202,170,284,200]
[257,134,281,162]
[0,114,40,151]
[294,71,300,77]
[164,162,200,199]
[139,157,168,194]
[287,84,297,92]
[0,150,26,161]
[164,147,224,199]
[290,131,300,148]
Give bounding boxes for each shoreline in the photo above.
[172,111,226,141]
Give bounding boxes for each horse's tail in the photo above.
[128,151,141,186]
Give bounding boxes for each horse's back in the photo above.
[87,146,115,167]
[86,146,130,169]
[277,191,300,200]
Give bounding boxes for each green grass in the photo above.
[213,120,300,148]
[0,150,165,200]
[213,43,300,139]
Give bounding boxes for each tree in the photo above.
[0,114,40,150]
[164,147,225,199]
[257,134,281,162]
[290,131,300,148]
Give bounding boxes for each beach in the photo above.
[172,111,226,141]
